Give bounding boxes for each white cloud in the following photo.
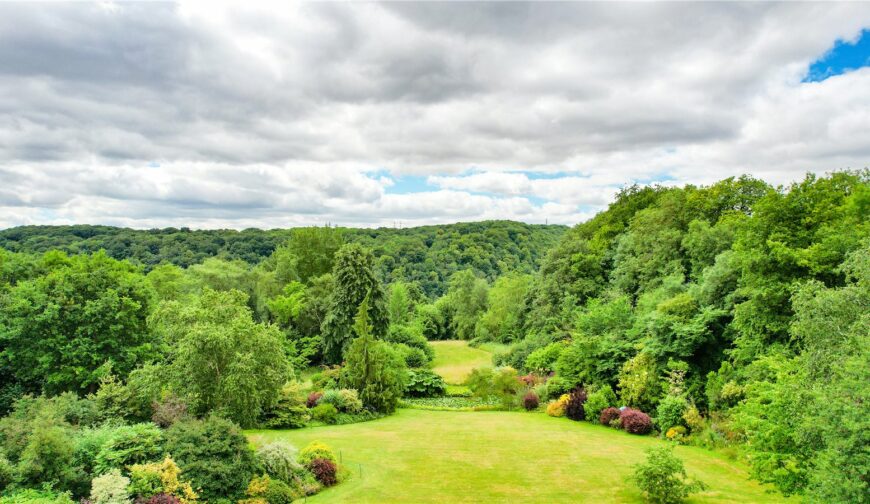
[0,2,868,229]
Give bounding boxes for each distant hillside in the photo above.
[0,221,566,296]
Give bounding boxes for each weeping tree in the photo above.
[321,244,388,363]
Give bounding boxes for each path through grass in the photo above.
[249,409,788,503]
[430,340,498,384]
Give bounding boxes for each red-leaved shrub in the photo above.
[307,392,323,408]
[599,407,621,426]
[565,388,587,421]
[134,494,181,504]
[620,408,653,434]
[309,457,338,486]
[522,391,540,411]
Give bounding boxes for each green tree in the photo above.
[341,295,407,413]
[285,227,344,283]
[0,251,156,395]
[321,244,388,363]
[444,270,488,340]
[152,289,290,427]
[475,274,531,343]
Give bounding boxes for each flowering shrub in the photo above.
[522,391,539,411]
[600,407,621,426]
[308,458,337,487]
[128,456,198,504]
[546,394,569,417]
[620,408,653,435]
[137,494,181,504]
[565,388,588,421]
[665,426,687,442]
[306,392,323,408]
[299,441,337,466]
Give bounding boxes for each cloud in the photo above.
[0,2,868,229]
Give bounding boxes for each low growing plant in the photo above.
[89,469,131,504]
[298,441,337,466]
[522,391,539,411]
[308,458,338,487]
[565,388,588,421]
[584,386,617,421]
[599,407,621,426]
[405,369,447,398]
[311,403,339,424]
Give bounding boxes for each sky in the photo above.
[0,2,869,230]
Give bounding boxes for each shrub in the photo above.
[243,475,299,504]
[618,353,662,412]
[599,407,621,426]
[263,383,309,429]
[522,391,539,411]
[308,458,337,487]
[138,495,180,504]
[151,394,189,428]
[546,394,569,417]
[656,395,688,432]
[90,469,131,504]
[396,344,429,368]
[337,389,363,413]
[665,426,687,442]
[255,442,305,485]
[341,336,408,413]
[128,457,197,504]
[311,403,338,424]
[631,446,705,503]
[298,441,336,466]
[584,386,617,421]
[621,408,653,435]
[0,450,13,492]
[682,404,705,434]
[95,423,164,473]
[404,369,447,398]
[565,388,588,421]
[544,376,572,400]
[163,417,258,502]
[524,342,565,374]
[318,388,364,413]
[466,367,522,409]
[0,490,75,504]
[385,324,435,361]
[310,366,341,391]
[306,392,323,408]
[16,418,77,491]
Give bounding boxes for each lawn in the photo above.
[430,340,500,384]
[249,409,788,503]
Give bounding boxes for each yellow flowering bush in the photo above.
[546,394,570,417]
[128,456,198,504]
[665,425,687,442]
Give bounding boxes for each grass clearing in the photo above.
[249,409,789,503]
[430,340,495,384]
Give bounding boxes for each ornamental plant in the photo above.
[522,391,539,411]
[546,394,570,417]
[308,459,337,487]
[600,407,621,426]
[299,441,337,466]
[620,408,653,435]
[565,388,588,421]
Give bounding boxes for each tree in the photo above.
[341,295,407,413]
[0,251,156,395]
[153,289,290,427]
[285,227,344,284]
[443,269,488,340]
[321,244,388,363]
[475,274,531,343]
[631,446,705,503]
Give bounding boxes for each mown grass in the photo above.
[249,409,789,503]
[430,340,495,384]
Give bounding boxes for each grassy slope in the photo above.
[430,340,499,384]
[249,409,788,503]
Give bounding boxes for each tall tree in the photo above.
[286,226,344,284]
[152,288,290,427]
[0,251,156,395]
[321,244,388,363]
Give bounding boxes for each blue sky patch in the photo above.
[805,28,870,82]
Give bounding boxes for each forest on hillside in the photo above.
[0,171,867,503]
[0,221,565,298]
